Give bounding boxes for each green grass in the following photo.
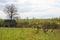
[0,27,60,40]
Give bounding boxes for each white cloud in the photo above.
[0,10,6,19]
[19,6,60,19]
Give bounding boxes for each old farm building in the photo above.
[3,20,17,27]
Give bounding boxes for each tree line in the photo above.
[0,18,60,32]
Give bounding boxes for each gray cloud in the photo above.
[18,8,32,13]
[0,0,8,3]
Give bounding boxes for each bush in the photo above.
[42,22,59,33]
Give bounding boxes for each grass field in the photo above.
[0,27,60,40]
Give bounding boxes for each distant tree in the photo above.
[13,16,20,20]
[4,4,18,20]
[32,17,35,22]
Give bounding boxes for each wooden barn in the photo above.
[3,20,17,27]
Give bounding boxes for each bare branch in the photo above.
[4,4,18,20]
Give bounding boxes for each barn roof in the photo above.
[4,20,17,24]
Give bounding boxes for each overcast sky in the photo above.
[0,0,60,19]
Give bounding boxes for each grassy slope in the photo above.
[0,28,60,40]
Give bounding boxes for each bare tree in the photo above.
[4,4,18,20]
